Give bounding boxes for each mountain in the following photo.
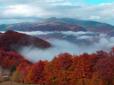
[44,17,114,33]
[6,21,86,32]
[42,18,114,33]
[0,30,51,51]
[108,31,114,37]
[0,18,114,33]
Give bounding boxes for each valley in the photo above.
[0,18,114,85]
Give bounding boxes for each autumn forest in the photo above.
[0,47,114,85]
[0,0,114,85]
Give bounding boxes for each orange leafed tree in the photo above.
[24,60,46,84]
[9,48,114,85]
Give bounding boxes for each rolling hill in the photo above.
[0,18,113,33]
[0,30,51,51]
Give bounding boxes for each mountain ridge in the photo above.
[0,30,51,51]
[0,18,114,33]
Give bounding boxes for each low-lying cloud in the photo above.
[18,31,114,62]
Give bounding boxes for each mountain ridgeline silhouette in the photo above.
[0,18,114,33]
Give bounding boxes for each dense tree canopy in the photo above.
[0,48,114,85]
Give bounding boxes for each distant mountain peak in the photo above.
[0,18,114,33]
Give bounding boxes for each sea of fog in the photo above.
[19,31,114,62]
[1,31,114,62]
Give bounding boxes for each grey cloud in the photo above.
[0,0,114,25]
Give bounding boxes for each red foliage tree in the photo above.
[24,60,46,84]
[95,56,114,85]
[3,48,114,85]
[52,53,73,70]
[0,49,25,69]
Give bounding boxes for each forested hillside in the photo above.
[0,48,114,85]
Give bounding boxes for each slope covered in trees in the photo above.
[0,48,30,71]
[0,30,51,51]
[0,31,114,85]
[8,48,114,85]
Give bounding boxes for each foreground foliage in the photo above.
[1,48,114,85]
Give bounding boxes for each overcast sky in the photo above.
[0,0,114,25]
